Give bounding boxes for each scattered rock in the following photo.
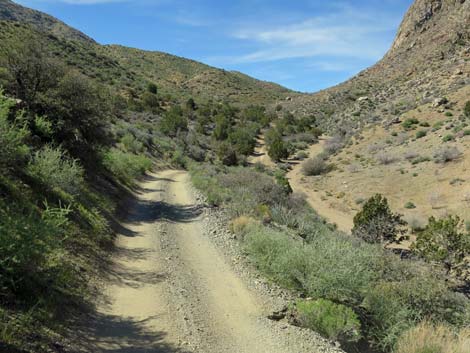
[432,97,448,107]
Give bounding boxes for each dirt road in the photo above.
[78,170,338,353]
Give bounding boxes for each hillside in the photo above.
[0,1,469,353]
[0,0,293,105]
[283,0,469,132]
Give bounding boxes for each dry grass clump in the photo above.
[376,152,399,165]
[302,156,331,176]
[433,146,462,163]
[395,321,470,353]
[229,216,258,237]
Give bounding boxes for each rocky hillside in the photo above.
[283,0,469,133]
[0,0,293,105]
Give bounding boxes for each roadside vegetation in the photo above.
[190,163,470,352]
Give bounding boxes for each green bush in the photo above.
[412,216,470,273]
[0,92,30,171]
[442,134,455,142]
[121,133,144,153]
[159,106,187,137]
[404,201,416,209]
[415,130,427,139]
[364,274,469,351]
[402,118,419,130]
[294,299,361,342]
[228,125,258,156]
[465,101,470,118]
[352,194,406,244]
[0,201,73,299]
[27,146,84,196]
[102,148,152,184]
[266,129,289,161]
[244,225,383,304]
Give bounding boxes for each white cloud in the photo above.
[223,5,400,64]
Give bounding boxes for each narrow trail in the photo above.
[286,139,353,233]
[77,170,325,353]
[251,135,353,233]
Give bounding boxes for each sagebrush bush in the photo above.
[324,135,344,155]
[294,299,361,342]
[433,146,462,163]
[27,146,84,195]
[102,148,152,184]
[376,152,399,165]
[244,225,383,304]
[364,274,470,351]
[395,321,470,353]
[302,156,330,176]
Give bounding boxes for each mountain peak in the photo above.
[0,0,95,43]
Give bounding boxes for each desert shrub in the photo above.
[395,322,470,353]
[121,133,144,153]
[274,171,292,194]
[302,156,330,176]
[324,135,344,155]
[213,113,231,141]
[415,130,427,139]
[411,156,431,165]
[27,146,84,196]
[228,125,257,156]
[404,201,416,209]
[0,201,73,300]
[442,134,455,142]
[265,129,289,161]
[402,118,419,130]
[463,129,470,136]
[412,216,470,273]
[294,299,361,342]
[102,148,151,184]
[141,91,159,111]
[404,150,420,161]
[0,93,30,171]
[464,101,470,118]
[376,152,399,165]
[160,106,188,137]
[171,149,188,168]
[364,274,470,351]
[147,82,158,94]
[216,141,238,166]
[352,194,406,244]
[296,151,309,160]
[244,225,383,304]
[433,146,462,163]
[229,216,258,238]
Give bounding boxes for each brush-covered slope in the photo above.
[0,0,293,105]
[0,0,94,43]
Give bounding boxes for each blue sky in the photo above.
[16,0,413,93]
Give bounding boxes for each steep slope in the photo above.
[0,0,94,43]
[284,0,469,132]
[0,0,293,105]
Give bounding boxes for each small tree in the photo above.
[147,82,158,95]
[464,101,470,118]
[213,113,231,141]
[266,129,288,161]
[352,194,406,244]
[412,216,470,273]
[159,106,187,137]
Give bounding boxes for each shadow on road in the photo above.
[126,200,203,225]
[69,312,190,353]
